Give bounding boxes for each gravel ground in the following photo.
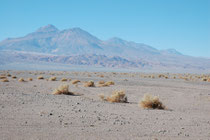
[0,70,210,140]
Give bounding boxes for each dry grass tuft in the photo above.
[72,80,80,84]
[7,74,11,77]
[61,78,68,81]
[100,90,128,103]
[97,81,115,87]
[97,83,109,87]
[18,78,25,82]
[49,77,57,81]
[1,79,9,82]
[98,80,105,84]
[140,94,165,109]
[202,78,208,81]
[0,76,7,79]
[28,78,33,81]
[98,74,104,78]
[208,78,210,82]
[37,76,44,80]
[105,81,115,86]
[84,81,95,87]
[12,76,17,79]
[52,84,74,95]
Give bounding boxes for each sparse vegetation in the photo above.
[84,81,95,87]
[105,81,115,86]
[49,76,57,81]
[61,78,68,81]
[12,76,17,79]
[1,79,9,82]
[98,80,105,84]
[99,90,127,103]
[72,80,80,84]
[18,78,25,82]
[140,94,165,109]
[28,78,33,81]
[37,76,44,80]
[0,76,7,79]
[52,84,75,95]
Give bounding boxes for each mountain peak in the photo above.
[107,37,127,44]
[161,48,182,55]
[36,24,59,33]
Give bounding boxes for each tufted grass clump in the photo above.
[72,80,80,84]
[140,94,165,110]
[84,81,95,87]
[18,78,25,82]
[98,81,105,84]
[12,76,17,79]
[1,79,9,82]
[37,76,44,80]
[49,77,57,81]
[61,78,68,82]
[99,90,127,103]
[0,76,7,79]
[28,78,33,81]
[105,81,115,86]
[52,84,75,95]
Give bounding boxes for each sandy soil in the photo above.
[0,70,210,140]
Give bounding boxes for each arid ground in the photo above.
[0,70,210,140]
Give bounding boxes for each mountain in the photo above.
[0,24,210,72]
[0,24,164,58]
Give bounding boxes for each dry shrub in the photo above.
[49,77,57,81]
[140,94,165,109]
[18,78,25,82]
[202,78,208,81]
[97,81,115,87]
[37,76,44,80]
[0,76,7,79]
[72,80,80,84]
[98,83,109,87]
[100,90,128,103]
[98,80,105,84]
[12,76,17,79]
[52,84,74,95]
[1,79,9,82]
[28,78,33,81]
[158,74,164,78]
[105,81,115,86]
[99,75,104,78]
[84,81,95,87]
[208,78,210,82]
[61,78,68,81]
[7,74,11,77]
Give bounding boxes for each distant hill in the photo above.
[0,24,210,72]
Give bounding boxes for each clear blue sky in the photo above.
[0,0,209,57]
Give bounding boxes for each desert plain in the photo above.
[0,70,210,140]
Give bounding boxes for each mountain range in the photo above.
[0,24,209,72]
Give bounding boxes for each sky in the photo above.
[0,0,209,57]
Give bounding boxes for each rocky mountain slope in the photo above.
[0,24,209,71]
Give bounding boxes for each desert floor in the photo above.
[0,70,210,140]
